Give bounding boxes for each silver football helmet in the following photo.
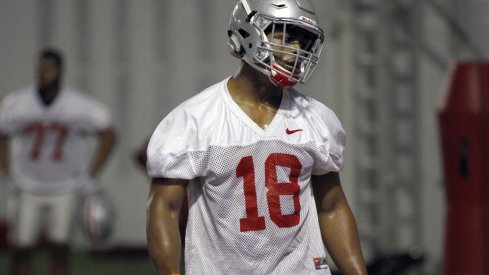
[78,182,116,246]
[228,0,324,88]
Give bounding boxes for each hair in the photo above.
[39,48,64,69]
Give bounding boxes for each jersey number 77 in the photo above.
[24,122,68,161]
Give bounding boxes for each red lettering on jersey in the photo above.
[24,122,69,161]
[237,156,266,232]
[265,153,301,228]
[237,153,302,232]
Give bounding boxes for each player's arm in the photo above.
[312,172,367,275]
[0,133,10,176]
[133,137,150,170]
[89,127,116,177]
[147,177,188,275]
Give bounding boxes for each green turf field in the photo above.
[0,249,156,275]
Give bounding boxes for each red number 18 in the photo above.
[236,153,302,232]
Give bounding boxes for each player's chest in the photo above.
[235,103,279,130]
[203,141,317,186]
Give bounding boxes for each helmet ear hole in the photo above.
[228,31,246,58]
[238,29,250,39]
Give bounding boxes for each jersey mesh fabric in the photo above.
[147,78,345,274]
[0,86,111,193]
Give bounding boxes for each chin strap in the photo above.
[243,56,299,88]
[269,63,298,88]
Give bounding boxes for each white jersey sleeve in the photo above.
[0,91,28,134]
[147,86,216,180]
[302,95,346,175]
[147,108,200,179]
[71,92,112,133]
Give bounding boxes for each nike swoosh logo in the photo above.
[286,128,303,135]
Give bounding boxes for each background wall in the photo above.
[1,0,487,274]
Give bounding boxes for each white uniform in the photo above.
[0,86,111,246]
[148,78,345,275]
[0,86,111,193]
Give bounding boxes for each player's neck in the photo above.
[38,84,60,106]
[228,62,282,108]
[227,63,283,130]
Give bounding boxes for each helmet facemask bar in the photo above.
[252,14,324,87]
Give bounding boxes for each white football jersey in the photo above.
[147,78,345,275]
[0,86,111,193]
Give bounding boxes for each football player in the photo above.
[146,1,367,274]
[0,49,116,275]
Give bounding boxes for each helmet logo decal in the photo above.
[299,16,317,26]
